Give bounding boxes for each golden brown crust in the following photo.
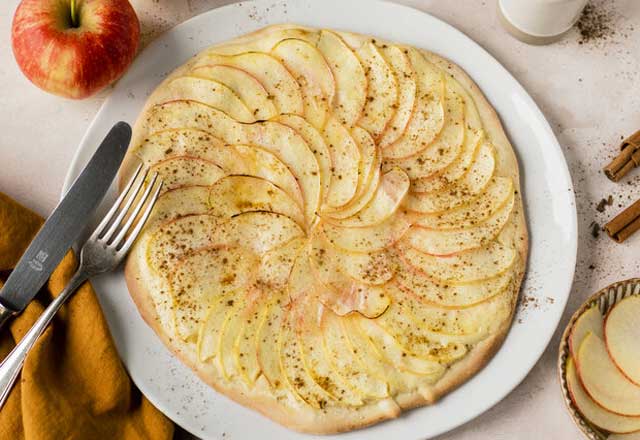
[122,23,528,434]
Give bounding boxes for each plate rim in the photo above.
[62,0,579,438]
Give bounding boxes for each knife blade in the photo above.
[0,122,131,328]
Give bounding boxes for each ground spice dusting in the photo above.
[576,2,616,45]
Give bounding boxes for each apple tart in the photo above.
[121,24,528,433]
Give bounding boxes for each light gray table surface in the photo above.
[1,1,639,439]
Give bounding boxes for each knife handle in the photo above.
[0,303,16,331]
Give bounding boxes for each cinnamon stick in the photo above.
[604,130,640,181]
[604,198,640,243]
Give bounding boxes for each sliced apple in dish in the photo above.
[255,290,288,389]
[144,185,211,229]
[576,332,640,416]
[566,357,640,434]
[316,30,367,127]
[197,290,237,362]
[569,305,604,358]
[192,52,304,116]
[235,292,270,386]
[190,64,278,121]
[605,296,640,385]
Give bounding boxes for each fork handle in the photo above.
[0,270,87,409]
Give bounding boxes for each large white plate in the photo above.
[63,1,577,438]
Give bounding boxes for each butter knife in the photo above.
[0,122,131,330]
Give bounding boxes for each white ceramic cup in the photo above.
[498,0,588,44]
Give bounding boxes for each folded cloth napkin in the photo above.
[0,192,174,439]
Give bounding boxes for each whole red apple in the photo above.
[11,0,140,99]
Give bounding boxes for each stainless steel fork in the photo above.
[0,165,162,409]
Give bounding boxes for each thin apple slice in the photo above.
[312,230,395,285]
[397,239,516,283]
[279,311,335,408]
[395,260,512,308]
[170,246,258,340]
[206,27,319,55]
[388,283,513,345]
[255,290,288,389]
[377,45,416,148]
[146,214,221,274]
[145,185,210,229]
[605,296,640,385]
[233,144,304,209]
[274,114,332,206]
[577,333,640,416]
[143,101,247,143]
[142,101,320,224]
[316,30,367,127]
[295,301,364,405]
[320,311,390,399]
[134,129,240,171]
[405,142,496,214]
[219,211,305,255]
[218,294,248,381]
[356,41,398,139]
[414,177,513,229]
[190,65,278,120]
[207,175,304,227]
[406,192,514,255]
[192,52,304,115]
[355,315,446,376]
[569,305,604,359]
[383,78,463,183]
[197,291,236,362]
[566,357,640,434]
[321,214,410,253]
[235,292,270,386]
[321,116,361,208]
[149,156,226,193]
[154,76,256,123]
[271,38,335,128]
[321,153,381,220]
[375,291,468,363]
[321,126,379,218]
[246,121,321,225]
[258,237,305,287]
[325,167,409,228]
[381,49,445,160]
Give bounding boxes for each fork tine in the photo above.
[90,164,143,241]
[110,172,160,248]
[117,179,163,255]
[100,167,149,243]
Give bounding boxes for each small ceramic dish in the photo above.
[558,278,640,440]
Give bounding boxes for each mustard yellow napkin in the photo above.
[0,192,174,439]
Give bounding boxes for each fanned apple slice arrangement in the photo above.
[566,296,640,436]
[122,24,527,433]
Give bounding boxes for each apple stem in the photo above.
[70,0,78,27]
